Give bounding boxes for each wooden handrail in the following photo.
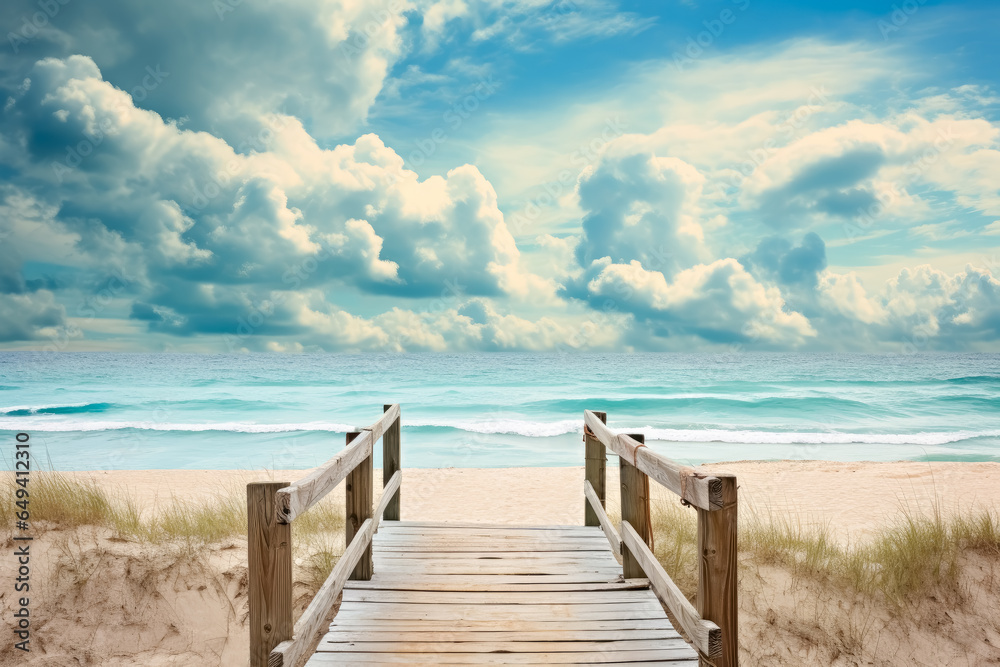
[584,479,621,557]
[268,518,376,667]
[375,471,402,532]
[622,521,721,659]
[584,410,723,511]
[250,404,402,667]
[276,404,400,523]
[585,408,738,666]
[267,474,402,666]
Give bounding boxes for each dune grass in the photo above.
[7,471,1000,609]
[8,472,113,528]
[1,471,345,544]
[2,470,349,594]
[608,495,1000,609]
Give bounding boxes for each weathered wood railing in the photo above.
[583,409,738,667]
[247,404,401,667]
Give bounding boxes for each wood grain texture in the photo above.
[697,474,738,666]
[247,482,292,667]
[303,523,698,666]
[619,434,651,580]
[275,404,399,523]
[345,431,373,580]
[269,518,375,667]
[382,404,401,521]
[584,410,607,527]
[584,410,723,511]
[307,650,699,664]
[621,521,721,660]
[374,470,401,532]
[584,479,621,557]
[275,430,372,523]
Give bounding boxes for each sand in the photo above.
[62,460,1000,544]
[3,461,1000,666]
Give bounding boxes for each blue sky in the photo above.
[1,0,999,352]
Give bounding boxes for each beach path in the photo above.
[305,520,700,665]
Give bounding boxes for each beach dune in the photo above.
[3,461,1000,666]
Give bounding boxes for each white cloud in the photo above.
[585,258,816,346]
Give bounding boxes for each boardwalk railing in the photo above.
[583,409,738,667]
[247,404,401,667]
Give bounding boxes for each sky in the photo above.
[1,0,999,353]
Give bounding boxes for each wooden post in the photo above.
[345,431,373,580]
[383,404,401,522]
[247,481,292,667]
[697,474,738,667]
[584,410,607,527]
[619,433,651,579]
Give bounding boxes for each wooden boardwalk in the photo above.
[307,521,698,665]
[250,405,737,667]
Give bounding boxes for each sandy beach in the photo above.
[63,460,1000,543]
[4,461,1000,666]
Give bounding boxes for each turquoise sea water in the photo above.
[1,352,999,470]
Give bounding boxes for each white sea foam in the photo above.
[637,427,1000,446]
[406,418,583,438]
[0,420,358,433]
[2,416,996,446]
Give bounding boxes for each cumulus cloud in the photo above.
[0,0,411,144]
[2,24,1000,353]
[0,56,551,343]
[583,257,815,346]
[880,265,1000,347]
[740,115,1000,229]
[741,232,827,289]
[0,290,69,343]
[574,147,708,275]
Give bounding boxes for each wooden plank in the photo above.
[247,482,292,667]
[584,410,607,527]
[275,429,372,523]
[333,602,667,622]
[374,530,609,541]
[372,555,619,565]
[347,573,634,586]
[382,404,401,521]
[374,534,609,543]
[370,563,624,576]
[585,479,622,558]
[374,471,401,531]
[373,543,610,552]
[375,532,608,551]
[584,410,722,511]
[316,638,693,653]
[345,431,373,580]
[375,551,614,561]
[374,543,610,553]
[268,518,375,667]
[696,474,737,666]
[620,434,651,579]
[306,649,699,664]
[320,629,682,643]
[387,521,600,530]
[377,528,602,539]
[328,618,678,632]
[621,521,720,660]
[343,580,649,592]
[379,524,606,534]
[341,589,660,605]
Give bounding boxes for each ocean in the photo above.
[1,352,999,470]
